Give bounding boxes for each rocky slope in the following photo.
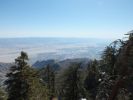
[0,63,13,85]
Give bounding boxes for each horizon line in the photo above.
[0,36,118,40]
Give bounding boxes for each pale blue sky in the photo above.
[0,0,133,39]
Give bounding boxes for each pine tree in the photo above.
[0,87,7,100]
[100,39,123,75]
[5,51,29,100]
[57,63,84,100]
[96,39,124,100]
[5,51,48,100]
[109,31,133,100]
[84,60,99,100]
[40,64,56,99]
[96,31,133,100]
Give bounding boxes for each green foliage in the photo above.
[5,51,48,100]
[84,60,99,99]
[57,63,85,100]
[21,65,49,100]
[0,87,7,100]
[40,64,56,99]
[96,33,133,100]
[100,39,124,75]
[96,40,123,100]
[5,51,29,100]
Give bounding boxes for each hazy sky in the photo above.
[0,0,133,39]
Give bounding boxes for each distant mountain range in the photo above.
[0,58,91,85]
[33,58,90,69]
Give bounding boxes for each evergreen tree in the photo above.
[109,31,133,100]
[5,51,29,100]
[101,39,123,75]
[5,51,48,100]
[40,64,56,99]
[57,63,84,100]
[0,87,7,100]
[96,31,133,100]
[84,60,99,100]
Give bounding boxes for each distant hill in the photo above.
[0,63,13,86]
[0,58,90,85]
[33,59,58,69]
[33,58,90,69]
